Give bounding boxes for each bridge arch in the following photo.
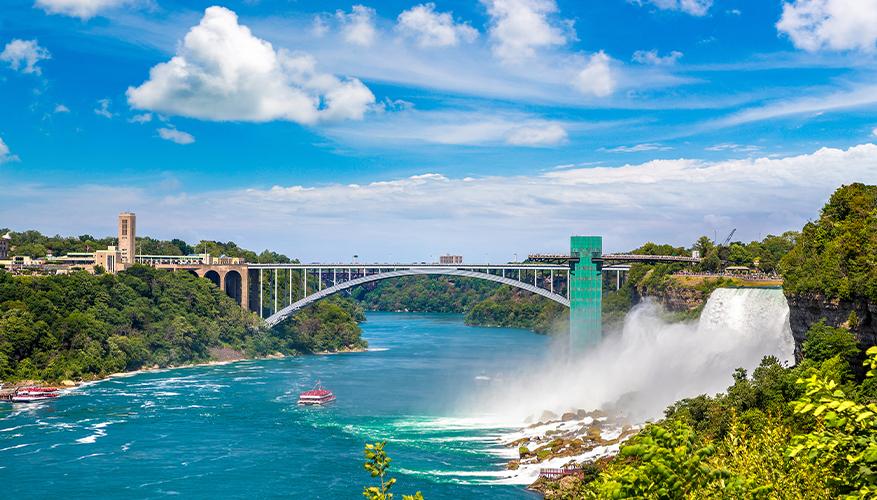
[204,270,221,288]
[224,270,243,305]
[264,268,570,328]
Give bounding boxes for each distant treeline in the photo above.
[0,228,294,264]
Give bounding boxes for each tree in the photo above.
[803,319,859,364]
[362,441,424,500]
[693,236,715,257]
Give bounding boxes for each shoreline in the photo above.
[5,345,371,389]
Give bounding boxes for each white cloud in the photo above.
[94,99,113,118]
[54,104,70,113]
[128,113,152,123]
[573,51,616,97]
[632,0,712,16]
[632,49,682,65]
[396,3,478,48]
[872,127,877,137]
[706,143,762,152]
[157,128,195,144]
[336,5,378,47]
[34,0,130,19]
[1,39,51,75]
[777,0,877,51]
[483,0,572,61]
[0,137,20,164]
[126,7,375,125]
[504,123,567,145]
[599,143,673,153]
[6,145,877,260]
[312,15,330,37]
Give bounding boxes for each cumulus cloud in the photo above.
[504,123,567,145]
[632,0,712,16]
[128,113,152,123]
[397,3,478,47]
[573,51,616,97]
[483,0,572,61]
[157,128,195,144]
[126,7,375,125]
[337,5,378,46]
[632,49,683,65]
[872,127,877,137]
[54,104,70,113]
[777,0,877,51]
[0,137,20,164]
[1,39,50,75]
[94,99,113,118]
[35,0,130,19]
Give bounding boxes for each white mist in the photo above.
[467,287,795,425]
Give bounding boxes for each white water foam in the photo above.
[459,288,795,484]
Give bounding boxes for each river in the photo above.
[0,313,547,499]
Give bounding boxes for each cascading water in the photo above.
[477,287,797,485]
[470,287,795,424]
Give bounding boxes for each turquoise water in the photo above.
[0,313,547,499]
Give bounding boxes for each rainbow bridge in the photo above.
[248,237,700,352]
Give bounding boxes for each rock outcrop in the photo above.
[785,292,877,363]
[632,285,705,313]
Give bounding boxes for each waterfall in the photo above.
[697,287,795,363]
[470,286,796,423]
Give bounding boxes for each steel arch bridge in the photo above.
[249,264,571,328]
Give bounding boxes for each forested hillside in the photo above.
[782,182,877,300]
[0,265,366,382]
[351,275,499,313]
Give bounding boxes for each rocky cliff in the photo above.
[632,285,705,313]
[785,292,877,363]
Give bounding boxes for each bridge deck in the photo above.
[249,263,569,270]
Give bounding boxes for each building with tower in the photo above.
[118,213,135,264]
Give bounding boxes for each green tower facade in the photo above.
[569,236,602,352]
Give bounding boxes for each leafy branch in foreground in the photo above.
[788,346,877,500]
[362,441,424,500]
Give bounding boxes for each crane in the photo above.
[720,228,737,247]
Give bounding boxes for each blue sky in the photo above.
[1,0,877,262]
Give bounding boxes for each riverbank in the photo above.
[1,344,371,389]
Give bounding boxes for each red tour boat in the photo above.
[12,387,61,403]
[297,381,336,406]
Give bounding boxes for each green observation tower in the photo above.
[569,236,602,353]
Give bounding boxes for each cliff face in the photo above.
[785,292,877,362]
[632,285,705,313]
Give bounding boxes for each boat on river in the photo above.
[297,381,335,406]
[12,387,61,403]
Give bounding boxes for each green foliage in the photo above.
[353,276,499,314]
[465,285,569,335]
[6,229,116,257]
[788,347,877,499]
[782,183,877,300]
[269,296,367,354]
[93,265,106,275]
[0,265,366,382]
[595,420,769,499]
[802,319,859,364]
[362,441,424,500]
